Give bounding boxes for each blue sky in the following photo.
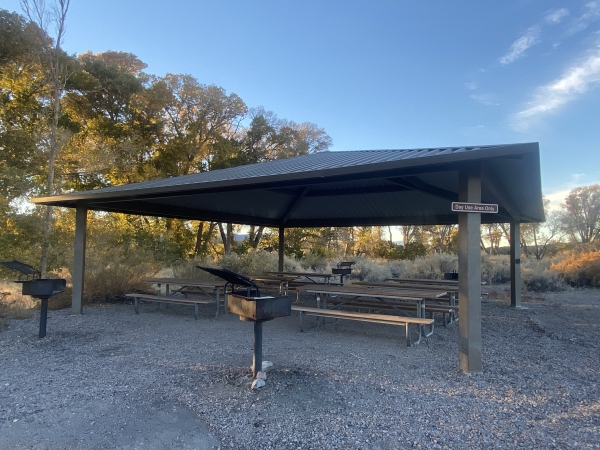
[4,0,600,206]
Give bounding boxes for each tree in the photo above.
[424,225,457,254]
[560,184,600,245]
[519,198,564,259]
[20,0,72,275]
[0,10,46,208]
[481,223,503,255]
[151,74,247,177]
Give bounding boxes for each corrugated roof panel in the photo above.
[33,143,544,224]
[41,144,532,198]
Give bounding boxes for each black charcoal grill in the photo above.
[331,261,356,284]
[197,266,291,378]
[0,260,66,338]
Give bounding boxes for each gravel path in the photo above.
[1,288,599,449]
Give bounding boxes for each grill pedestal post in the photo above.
[39,297,49,338]
[252,320,263,378]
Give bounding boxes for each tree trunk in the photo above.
[194,221,205,255]
[252,226,265,249]
[218,223,234,255]
[218,223,228,254]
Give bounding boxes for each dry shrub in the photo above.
[348,257,394,282]
[400,253,458,280]
[218,251,302,275]
[171,256,218,280]
[169,251,304,280]
[481,255,511,284]
[300,252,328,271]
[551,250,600,287]
[48,287,74,310]
[522,269,568,292]
[0,281,37,321]
[84,247,159,302]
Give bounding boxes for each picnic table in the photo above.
[386,277,459,285]
[293,284,449,344]
[140,277,228,317]
[264,271,340,285]
[249,274,299,295]
[353,280,459,323]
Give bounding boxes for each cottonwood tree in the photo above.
[560,184,600,245]
[20,0,71,275]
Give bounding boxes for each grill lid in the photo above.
[196,266,256,287]
[336,261,356,269]
[0,260,41,280]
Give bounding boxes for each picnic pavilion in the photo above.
[32,142,544,373]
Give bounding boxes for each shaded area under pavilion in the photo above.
[33,142,545,373]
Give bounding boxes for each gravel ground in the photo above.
[1,287,599,449]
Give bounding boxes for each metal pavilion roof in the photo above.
[32,143,545,227]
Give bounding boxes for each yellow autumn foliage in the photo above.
[551,250,600,287]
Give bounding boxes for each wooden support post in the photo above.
[510,221,522,308]
[278,227,284,272]
[72,206,87,315]
[458,164,483,373]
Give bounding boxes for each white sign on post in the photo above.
[451,202,498,213]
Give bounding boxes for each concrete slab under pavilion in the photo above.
[33,142,545,373]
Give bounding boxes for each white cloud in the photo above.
[465,82,477,90]
[499,26,541,65]
[470,94,499,106]
[567,1,600,35]
[545,174,589,210]
[545,189,569,211]
[511,45,600,130]
[544,8,570,24]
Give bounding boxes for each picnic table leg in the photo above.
[299,311,306,332]
[316,294,322,326]
[134,297,139,314]
[449,292,457,323]
[215,289,220,317]
[194,304,199,320]
[419,301,435,338]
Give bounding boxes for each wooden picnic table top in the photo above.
[294,283,446,300]
[143,277,226,288]
[386,277,459,285]
[264,271,337,279]
[250,274,299,282]
[353,281,458,292]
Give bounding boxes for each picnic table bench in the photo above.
[325,297,457,326]
[125,293,215,320]
[291,306,434,347]
[294,284,446,343]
